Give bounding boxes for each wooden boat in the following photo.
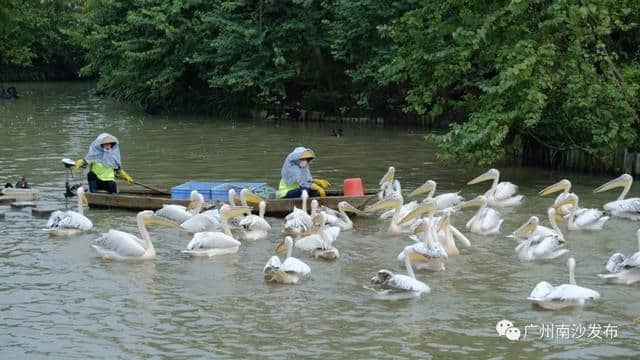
[86,189,377,217]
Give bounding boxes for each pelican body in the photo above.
[459,195,503,235]
[594,174,640,220]
[264,236,311,284]
[598,229,640,284]
[283,190,313,237]
[295,213,341,260]
[155,190,204,224]
[538,179,577,217]
[182,205,251,257]
[468,168,523,208]
[409,179,464,212]
[559,194,609,231]
[367,243,432,300]
[528,258,600,310]
[397,216,449,271]
[513,209,569,261]
[45,187,92,236]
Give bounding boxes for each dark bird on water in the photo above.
[331,128,344,137]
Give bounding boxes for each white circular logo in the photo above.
[496,319,514,336]
[505,327,521,341]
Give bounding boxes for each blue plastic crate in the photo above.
[171,181,224,200]
[211,182,268,201]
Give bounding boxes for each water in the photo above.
[1,82,639,359]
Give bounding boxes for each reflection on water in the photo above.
[1,82,639,358]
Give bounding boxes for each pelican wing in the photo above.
[280,257,311,276]
[479,208,502,233]
[186,232,240,250]
[180,210,221,233]
[263,255,282,272]
[295,234,325,251]
[239,214,271,231]
[93,230,146,257]
[46,210,92,230]
[605,253,627,273]
[573,208,606,228]
[493,182,518,200]
[389,274,430,292]
[604,198,640,214]
[433,192,464,210]
[543,284,600,301]
[528,281,554,300]
[155,205,192,223]
[412,241,448,260]
[531,236,564,259]
[623,252,640,268]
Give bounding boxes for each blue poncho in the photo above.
[281,147,314,187]
[85,133,122,169]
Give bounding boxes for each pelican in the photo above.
[180,209,221,233]
[459,195,503,235]
[283,190,312,237]
[528,257,600,310]
[378,180,415,220]
[377,166,396,200]
[263,236,311,284]
[367,243,431,300]
[594,174,640,220]
[318,201,368,230]
[409,179,464,212]
[398,216,449,271]
[513,209,569,261]
[295,213,341,260]
[155,190,204,224]
[598,229,640,284]
[229,188,263,227]
[182,205,251,257]
[92,210,179,260]
[559,194,609,231]
[538,179,577,217]
[467,168,523,207]
[365,194,424,234]
[238,201,271,241]
[44,187,93,236]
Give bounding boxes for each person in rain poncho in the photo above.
[278,147,330,198]
[75,133,133,193]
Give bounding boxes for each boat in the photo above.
[86,189,377,217]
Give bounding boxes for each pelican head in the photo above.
[76,186,88,205]
[276,236,294,253]
[458,195,488,209]
[554,194,578,209]
[513,216,539,238]
[409,180,436,198]
[235,188,263,205]
[539,179,571,196]
[379,166,395,186]
[365,194,403,213]
[220,204,252,220]
[398,199,436,225]
[338,201,367,216]
[594,174,633,193]
[467,168,499,185]
[187,190,205,212]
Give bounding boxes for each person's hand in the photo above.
[118,170,134,184]
[310,183,326,197]
[313,178,330,189]
[75,159,86,170]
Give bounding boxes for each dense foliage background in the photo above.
[2,0,639,165]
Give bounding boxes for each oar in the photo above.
[131,180,170,195]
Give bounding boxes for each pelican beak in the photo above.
[223,206,252,220]
[458,197,484,209]
[145,216,182,228]
[513,220,537,238]
[379,168,394,185]
[539,180,569,196]
[413,222,427,234]
[275,241,288,254]
[467,170,495,185]
[594,175,629,193]
[408,181,435,198]
[82,194,89,206]
[342,203,368,216]
[554,214,565,223]
[244,192,263,205]
[364,198,401,212]
[408,253,429,262]
[399,201,436,225]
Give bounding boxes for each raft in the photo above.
[85,189,377,217]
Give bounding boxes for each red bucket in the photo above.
[343,178,364,196]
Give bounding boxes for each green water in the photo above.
[1,82,639,359]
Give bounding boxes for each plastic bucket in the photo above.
[343,178,364,196]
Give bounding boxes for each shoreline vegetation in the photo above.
[2,1,639,174]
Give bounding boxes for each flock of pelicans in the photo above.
[41,168,640,307]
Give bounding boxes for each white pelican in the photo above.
[238,201,271,241]
[559,194,609,231]
[283,190,313,237]
[467,168,523,207]
[398,216,449,271]
[528,257,600,310]
[45,187,93,236]
[409,179,464,212]
[513,209,569,261]
[182,205,251,257]
[295,213,341,260]
[365,194,422,234]
[318,201,368,231]
[180,209,221,233]
[229,188,263,227]
[92,210,179,260]
[367,243,431,300]
[598,229,640,284]
[155,190,204,224]
[594,174,640,220]
[538,179,576,217]
[459,195,503,235]
[377,166,396,200]
[263,236,311,284]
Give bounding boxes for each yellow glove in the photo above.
[118,169,134,184]
[310,183,326,197]
[75,159,86,170]
[313,178,330,189]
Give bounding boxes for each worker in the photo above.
[278,147,330,198]
[75,133,133,193]
[14,176,30,188]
